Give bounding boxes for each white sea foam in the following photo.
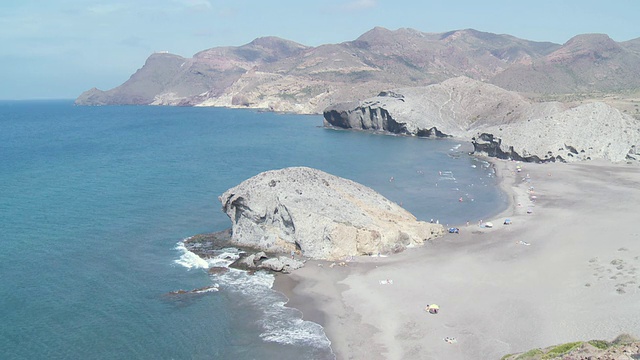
[173,242,210,269]
[207,249,242,268]
[192,284,219,293]
[260,314,331,349]
[174,242,332,352]
[211,261,332,350]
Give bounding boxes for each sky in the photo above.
[1,0,638,100]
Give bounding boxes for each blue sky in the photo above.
[1,0,638,100]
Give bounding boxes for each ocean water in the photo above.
[0,100,507,359]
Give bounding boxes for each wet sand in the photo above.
[274,158,640,359]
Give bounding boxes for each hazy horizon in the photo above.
[1,0,638,100]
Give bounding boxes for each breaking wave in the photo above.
[174,241,334,356]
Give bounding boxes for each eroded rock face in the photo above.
[219,167,444,261]
[472,102,640,163]
[325,77,640,164]
[323,76,563,138]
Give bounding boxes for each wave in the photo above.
[173,242,210,269]
[173,241,333,353]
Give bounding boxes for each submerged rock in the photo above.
[219,167,444,261]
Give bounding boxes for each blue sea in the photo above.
[0,100,507,359]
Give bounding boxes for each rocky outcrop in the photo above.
[235,251,304,273]
[324,77,640,163]
[472,133,563,163]
[323,77,563,138]
[471,102,640,163]
[219,167,444,261]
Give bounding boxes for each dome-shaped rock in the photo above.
[219,167,444,261]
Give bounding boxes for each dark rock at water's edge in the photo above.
[183,229,232,256]
[323,99,449,138]
[471,133,563,163]
[183,229,305,273]
[323,77,640,164]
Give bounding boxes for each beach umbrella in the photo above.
[484,222,493,228]
[429,304,439,309]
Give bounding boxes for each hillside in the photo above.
[501,334,639,360]
[76,27,640,115]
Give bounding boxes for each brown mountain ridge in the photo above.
[75,27,640,116]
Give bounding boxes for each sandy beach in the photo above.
[274,158,640,359]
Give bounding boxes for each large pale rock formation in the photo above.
[324,77,640,163]
[323,77,564,138]
[472,102,640,163]
[219,167,444,261]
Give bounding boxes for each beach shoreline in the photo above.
[274,158,640,359]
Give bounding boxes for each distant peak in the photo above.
[246,36,308,50]
[563,33,617,47]
[250,36,297,45]
[357,26,392,39]
[356,26,425,44]
[548,33,623,62]
[561,33,623,54]
[440,28,504,42]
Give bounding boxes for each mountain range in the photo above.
[75,27,640,117]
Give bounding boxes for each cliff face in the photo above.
[472,102,640,163]
[324,77,640,163]
[323,77,562,137]
[219,167,444,261]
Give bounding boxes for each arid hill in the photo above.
[75,27,640,116]
[501,334,639,360]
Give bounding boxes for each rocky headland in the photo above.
[216,167,444,262]
[324,77,640,163]
[75,27,640,165]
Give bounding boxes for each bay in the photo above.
[0,100,506,359]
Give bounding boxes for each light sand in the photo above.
[274,158,640,359]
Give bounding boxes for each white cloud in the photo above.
[342,0,377,11]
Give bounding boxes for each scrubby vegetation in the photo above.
[501,334,639,360]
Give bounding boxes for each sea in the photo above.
[0,100,507,359]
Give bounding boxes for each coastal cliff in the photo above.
[219,167,444,261]
[324,77,640,163]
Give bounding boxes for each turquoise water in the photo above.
[0,101,506,359]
